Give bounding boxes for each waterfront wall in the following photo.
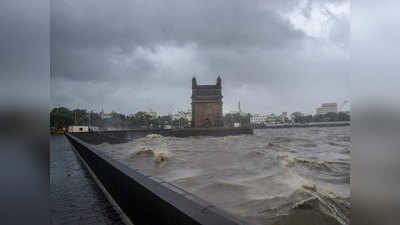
[71,127,253,145]
[251,121,351,129]
[65,133,249,225]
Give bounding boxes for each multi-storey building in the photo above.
[315,103,338,115]
[250,113,268,125]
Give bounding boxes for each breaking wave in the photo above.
[289,187,350,225]
[262,186,350,225]
[134,145,172,164]
[286,157,332,171]
[145,134,163,139]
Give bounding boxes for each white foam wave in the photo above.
[134,145,172,164]
[145,134,163,139]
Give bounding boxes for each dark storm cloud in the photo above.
[51,0,306,80]
[53,0,304,50]
[51,0,350,114]
[0,0,49,107]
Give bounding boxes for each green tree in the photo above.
[223,113,250,127]
[325,112,339,122]
[291,112,304,123]
[338,112,350,121]
[50,107,74,129]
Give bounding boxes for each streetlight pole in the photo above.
[88,110,91,131]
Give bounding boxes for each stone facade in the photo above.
[191,76,223,127]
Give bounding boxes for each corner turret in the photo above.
[216,76,222,88]
[192,77,197,89]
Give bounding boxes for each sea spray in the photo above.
[135,146,155,156]
[134,145,172,164]
[154,150,171,164]
[145,134,163,139]
[271,187,350,225]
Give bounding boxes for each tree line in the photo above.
[50,107,253,130]
[50,107,190,130]
[290,111,350,123]
[50,106,349,131]
[223,112,251,127]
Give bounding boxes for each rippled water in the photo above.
[97,127,351,225]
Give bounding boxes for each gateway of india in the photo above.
[191,76,223,128]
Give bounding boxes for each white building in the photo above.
[315,103,338,115]
[172,110,192,121]
[146,110,158,119]
[250,113,268,125]
[68,125,89,133]
[280,112,288,122]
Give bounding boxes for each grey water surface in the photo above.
[97,127,351,225]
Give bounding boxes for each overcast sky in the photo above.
[51,0,350,115]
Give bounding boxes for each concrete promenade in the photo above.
[50,135,125,225]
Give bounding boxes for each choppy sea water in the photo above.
[97,127,351,225]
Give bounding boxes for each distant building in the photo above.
[315,103,338,115]
[68,125,89,133]
[250,112,288,125]
[172,109,192,121]
[281,112,288,122]
[191,76,223,127]
[264,113,286,124]
[146,110,158,120]
[100,109,112,119]
[250,113,268,125]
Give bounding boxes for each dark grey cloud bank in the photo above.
[0,0,49,108]
[51,0,349,114]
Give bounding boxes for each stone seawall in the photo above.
[71,127,253,145]
[252,122,351,129]
[65,133,250,225]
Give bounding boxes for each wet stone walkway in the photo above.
[50,135,126,225]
